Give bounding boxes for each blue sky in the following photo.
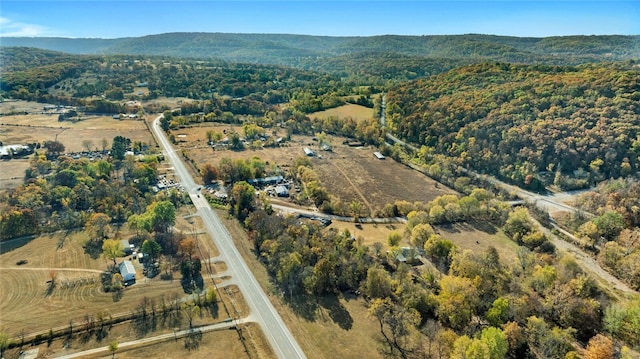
[1,1,638,38]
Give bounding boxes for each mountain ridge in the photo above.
[2,32,639,66]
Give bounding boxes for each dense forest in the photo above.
[386,62,640,190]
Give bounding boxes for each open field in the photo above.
[309,103,375,121]
[0,158,29,190]
[0,113,156,154]
[312,144,457,215]
[436,221,520,263]
[0,230,185,334]
[328,220,520,263]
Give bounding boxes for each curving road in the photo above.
[151,115,306,359]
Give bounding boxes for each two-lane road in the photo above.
[152,116,306,359]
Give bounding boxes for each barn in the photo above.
[119,260,136,286]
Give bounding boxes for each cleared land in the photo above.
[312,144,457,215]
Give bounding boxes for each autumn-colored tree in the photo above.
[86,213,111,239]
[201,163,219,184]
[368,297,420,357]
[102,239,124,264]
[386,231,402,247]
[108,340,118,359]
[141,239,162,262]
[362,266,393,299]
[436,275,479,330]
[182,301,201,328]
[230,181,255,221]
[179,238,196,259]
[584,334,614,359]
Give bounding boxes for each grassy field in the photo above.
[0,114,155,153]
[0,202,267,358]
[0,158,30,190]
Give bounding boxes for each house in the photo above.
[303,147,315,156]
[119,260,136,286]
[374,151,386,160]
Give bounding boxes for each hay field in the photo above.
[0,231,186,334]
[312,144,457,215]
[309,104,375,121]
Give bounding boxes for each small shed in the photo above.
[119,260,136,286]
[373,151,385,160]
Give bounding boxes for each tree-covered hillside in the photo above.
[386,62,640,190]
[2,33,639,68]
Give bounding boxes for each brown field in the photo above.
[312,144,457,215]
[328,221,519,263]
[0,114,156,153]
[0,158,30,190]
[0,204,271,358]
[3,322,268,359]
[309,103,375,121]
[0,230,187,334]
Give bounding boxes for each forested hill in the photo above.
[385,62,640,190]
[2,33,639,66]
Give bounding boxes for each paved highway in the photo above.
[152,115,306,359]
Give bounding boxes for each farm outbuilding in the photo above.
[275,185,289,197]
[248,175,283,187]
[119,260,136,286]
[373,151,386,160]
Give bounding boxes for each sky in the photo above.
[0,1,638,39]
